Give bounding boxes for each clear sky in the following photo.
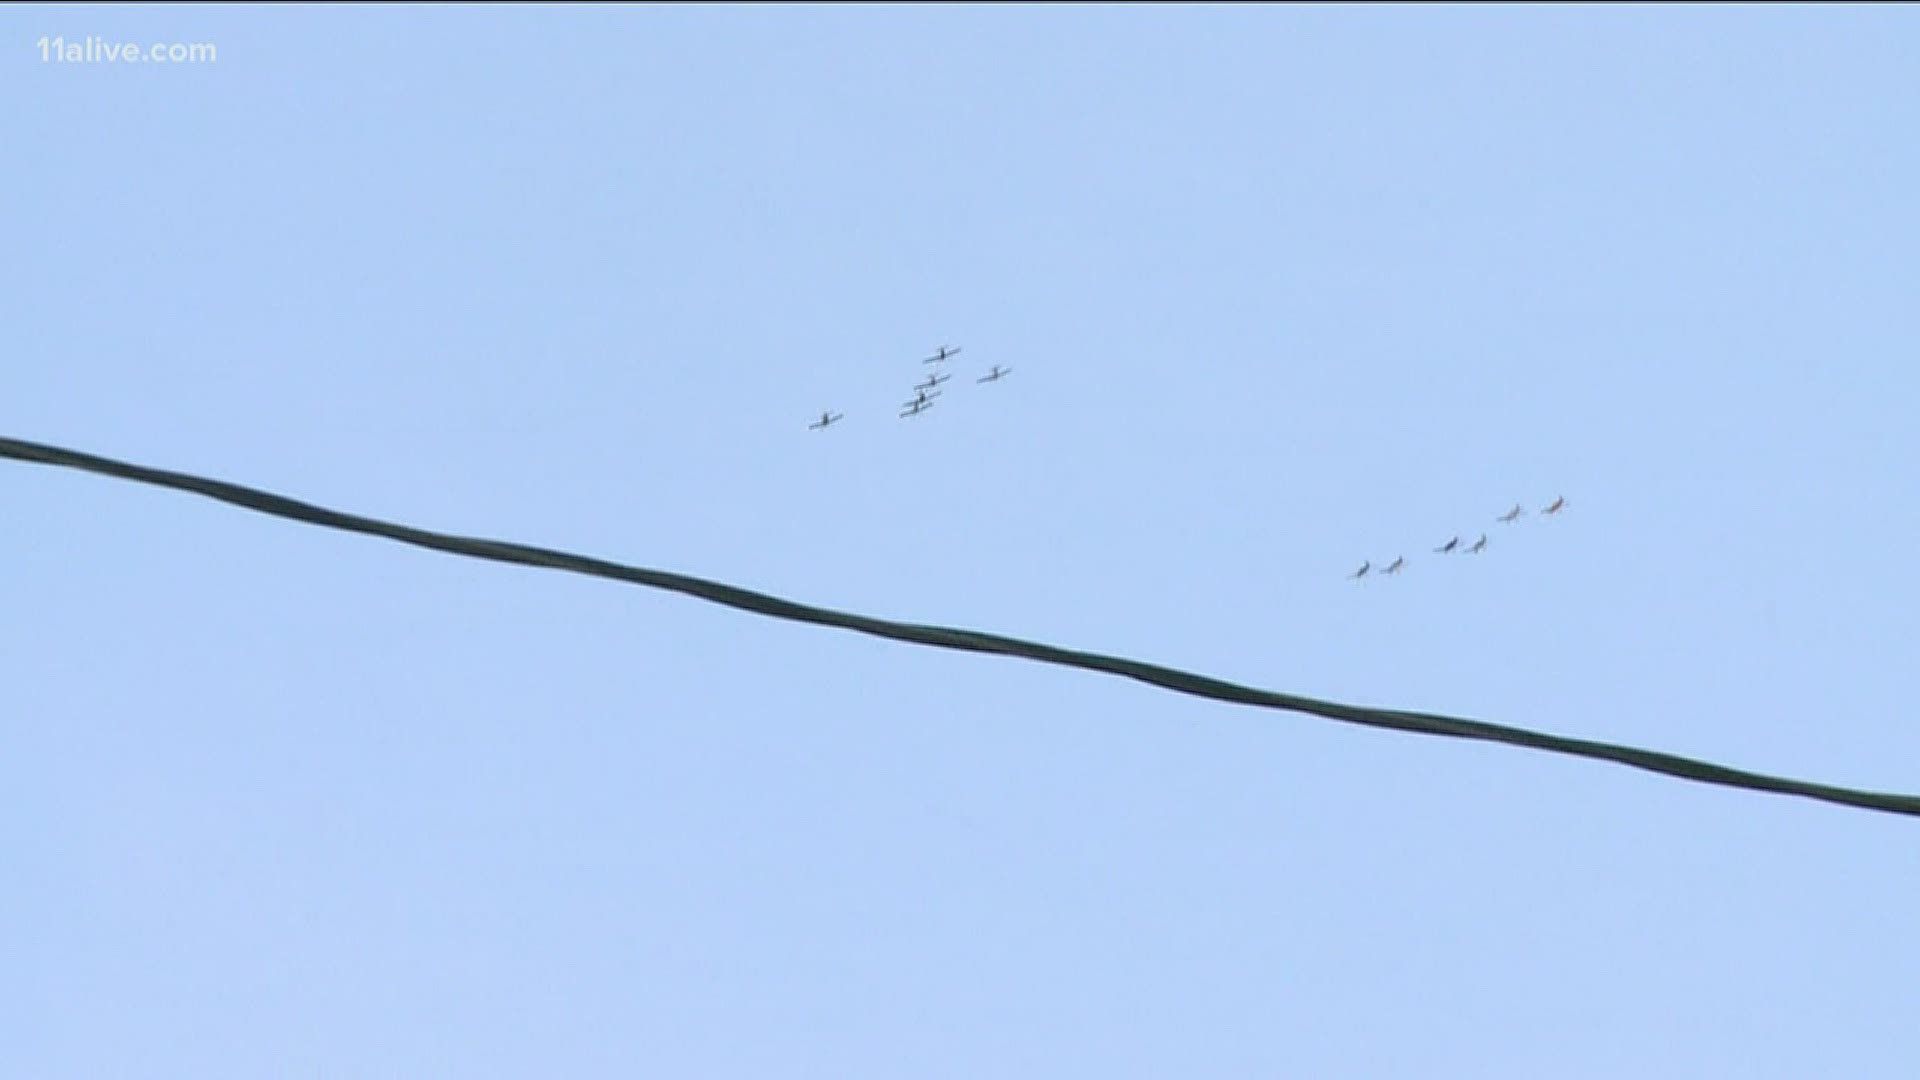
[5,6,1919,1076]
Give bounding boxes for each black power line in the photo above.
[6,433,1916,820]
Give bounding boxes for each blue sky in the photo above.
[5,5,1919,1076]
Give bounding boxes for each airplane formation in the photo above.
[806,344,1011,429]
[1350,497,1565,581]
[811,359,1542,578]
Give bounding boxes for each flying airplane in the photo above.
[915,371,951,391]
[1349,560,1371,580]
[807,411,843,430]
[1542,495,1566,515]
[901,388,941,409]
[898,398,935,419]
[977,365,1012,383]
[923,345,963,364]
[1434,536,1461,554]
[1498,503,1524,523]
[1382,557,1405,575]
[1467,534,1488,554]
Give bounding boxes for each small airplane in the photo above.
[1542,495,1566,515]
[1467,534,1488,554]
[1382,557,1405,575]
[977,365,1012,383]
[807,411,843,430]
[900,388,941,409]
[923,345,963,364]
[1498,503,1524,523]
[1434,536,1461,554]
[915,371,951,391]
[1349,560,1371,580]
[899,398,936,418]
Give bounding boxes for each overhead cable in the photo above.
[5,433,1915,820]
